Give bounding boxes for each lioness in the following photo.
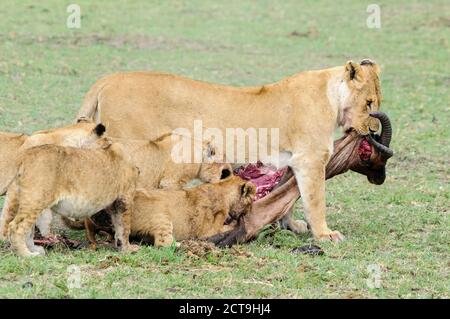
[128,176,255,247]
[0,122,106,239]
[108,134,232,190]
[77,60,382,241]
[5,140,139,257]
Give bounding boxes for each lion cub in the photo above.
[0,122,106,239]
[129,176,256,247]
[5,140,139,257]
[74,134,232,248]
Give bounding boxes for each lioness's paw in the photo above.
[290,219,309,234]
[315,230,345,242]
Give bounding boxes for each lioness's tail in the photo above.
[76,76,110,124]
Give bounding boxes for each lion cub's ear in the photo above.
[94,123,106,137]
[345,61,365,86]
[77,116,93,124]
[206,143,215,158]
[240,182,256,200]
[97,137,113,149]
[204,142,218,163]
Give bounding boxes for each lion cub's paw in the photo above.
[315,230,345,243]
[30,245,46,255]
[123,244,140,253]
[290,219,309,234]
[0,228,9,241]
[20,249,45,258]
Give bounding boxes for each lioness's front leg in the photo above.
[290,153,344,242]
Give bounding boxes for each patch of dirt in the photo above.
[228,246,254,259]
[289,27,319,38]
[177,240,221,258]
[177,239,254,259]
[0,33,235,53]
[97,255,122,269]
[428,16,450,28]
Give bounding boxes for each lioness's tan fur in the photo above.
[109,135,232,190]
[77,60,383,241]
[5,141,139,257]
[130,176,255,247]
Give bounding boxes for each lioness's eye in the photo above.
[366,100,373,110]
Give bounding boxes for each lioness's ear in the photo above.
[360,58,381,74]
[345,61,364,82]
[94,123,106,137]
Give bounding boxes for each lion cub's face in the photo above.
[340,60,382,135]
[197,141,234,183]
[199,162,233,184]
[228,178,256,220]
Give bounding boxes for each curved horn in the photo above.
[369,111,392,147]
[366,134,393,158]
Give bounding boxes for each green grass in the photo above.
[0,0,449,298]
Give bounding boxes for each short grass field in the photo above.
[0,0,448,298]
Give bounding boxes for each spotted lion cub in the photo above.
[130,176,256,247]
[5,139,139,257]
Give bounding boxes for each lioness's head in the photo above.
[27,122,106,148]
[339,59,382,135]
